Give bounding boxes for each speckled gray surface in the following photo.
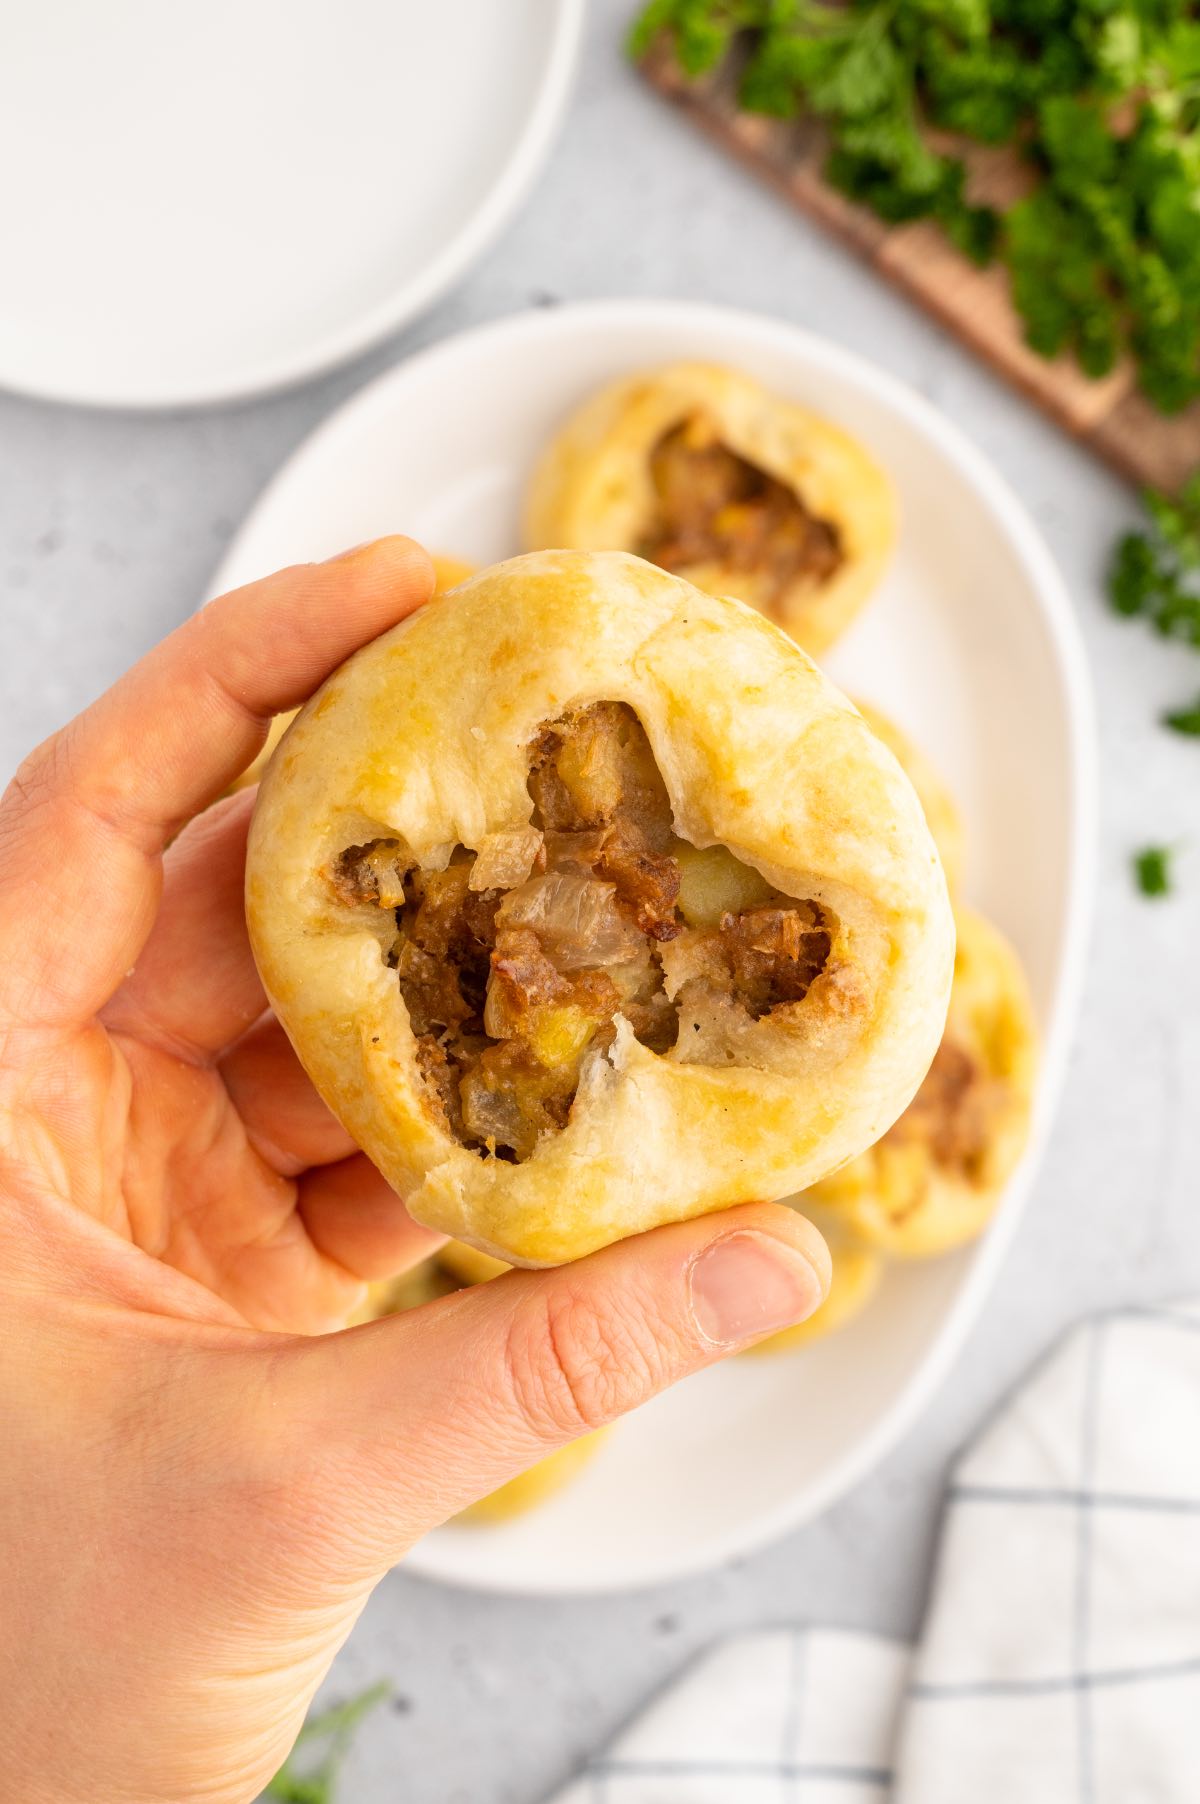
[2,5,1198,1801]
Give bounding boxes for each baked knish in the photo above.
[246,549,953,1266]
[854,698,966,897]
[525,363,895,655]
[801,906,1036,1256]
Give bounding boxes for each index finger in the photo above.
[0,536,433,1028]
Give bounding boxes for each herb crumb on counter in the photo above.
[1109,474,1200,651]
[1163,694,1200,735]
[1133,845,1175,900]
[1106,479,1200,896]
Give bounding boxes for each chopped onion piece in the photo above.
[459,1072,535,1159]
[499,871,642,968]
[543,828,610,870]
[469,825,543,891]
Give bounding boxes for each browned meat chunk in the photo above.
[330,837,414,908]
[459,1042,577,1164]
[392,859,499,1039]
[415,1035,466,1141]
[718,904,831,1018]
[529,701,674,845]
[595,820,681,941]
[611,946,679,1053]
[394,940,473,1038]
[658,900,833,1042]
[484,925,619,1042]
[638,417,843,614]
[457,926,621,1157]
[530,703,681,940]
[404,862,500,962]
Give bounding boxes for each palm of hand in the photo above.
[0,557,440,1339]
[0,546,441,1803]
[10,959,359,1335]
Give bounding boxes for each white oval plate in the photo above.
[210,301,1096,1593]
[0,0,581,409]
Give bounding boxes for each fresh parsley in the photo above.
[1163,693,1200,733]
[1107,487,1199,895]
[1133,844,1174,897]
[1108,473,1200,648]
[263,1683,391,1804]
[633,0,1200,408]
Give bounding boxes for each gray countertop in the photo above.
[2,5,1197,1800]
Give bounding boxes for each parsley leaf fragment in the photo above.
[1133,845,1174,898]
[1163,693,1200,734]
[627,0,749,77]
[1108,475,1200,649]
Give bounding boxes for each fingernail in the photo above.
[689,1231,824,1347]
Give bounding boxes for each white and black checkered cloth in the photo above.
[551,1303,1200,1801]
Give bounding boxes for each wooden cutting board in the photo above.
[639,38,1200,494]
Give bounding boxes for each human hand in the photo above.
[0,539,829,1803]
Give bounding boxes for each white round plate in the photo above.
[0,0,581,409]
[210,300,1096,1593]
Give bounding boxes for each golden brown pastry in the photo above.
[802,906,1036,1257]
[230,553,476,794]
[524,363,895,656]
[854,699,966,897]
[246,549,953,1267]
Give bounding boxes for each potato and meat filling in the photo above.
[332,702,833,1162]
[638,416,844,615]
[800,905,1035,1258]
[883,1038,999,1180]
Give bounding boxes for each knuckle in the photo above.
[0,740,68,871]
[3,734,64,823]
[0,730,100,860]
[503,1284,666,1440]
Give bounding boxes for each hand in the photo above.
[0,539,829,1804]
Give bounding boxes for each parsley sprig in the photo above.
[263,1683,391,1804]
[632,0,1200,410]
[1109,472,1200,648]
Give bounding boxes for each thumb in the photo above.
[277,1202,830,1574]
